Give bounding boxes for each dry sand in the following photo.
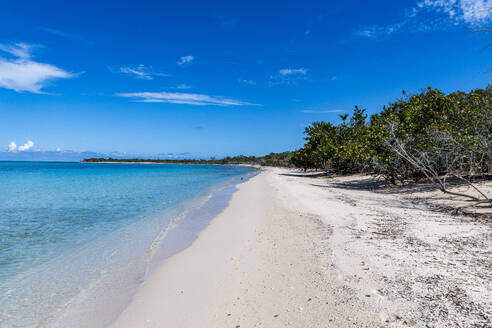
[111,168,491,328]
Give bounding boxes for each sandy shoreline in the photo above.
[110,168,491,327]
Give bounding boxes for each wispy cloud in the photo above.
[177,55,194,66]
[212,14,239,29]
[8,140,34,152]
[0,43,33,59]
[238,79,256,85]
[279,68,308,76]
[418,0,491,24]
[304,21,312,35]
[268,68,309,86]
[0,43,76,93]
[39,27,92,44]
[353,25,402,39]
[118,64,168,80]
[300,109,344,113]
[173,84,192,89]
[116,91,259,106]
[354,0,491,39]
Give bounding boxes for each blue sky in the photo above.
[0,0,490,159]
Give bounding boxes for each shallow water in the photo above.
[0,162,255,327]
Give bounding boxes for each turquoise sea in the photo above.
[0,161,255,327]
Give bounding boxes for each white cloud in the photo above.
[119,64,167,80]
[116,91,259,106]
[355,0,491,39]
[8,140,35,152]
[460,0,491,23]
[354,29,378,38]
[177,55,194,66]
[18,140,34,151]
[300,109,344,113]
[353,25,402,38]
[0,43,33,59]
[418,0,491,24]
[279,68,308,76]
[8,141,17,152]
[0,43,75,93]
[268,68,309,86]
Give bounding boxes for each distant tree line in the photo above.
[290,86,491,207]
[82,152,293,166]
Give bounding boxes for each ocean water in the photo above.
[0,162,255,327]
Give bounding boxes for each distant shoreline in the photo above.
[82,161,259,168]
[81,152,291,167]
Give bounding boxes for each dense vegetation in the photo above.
[290,86,491,205]
[83,152,293,166]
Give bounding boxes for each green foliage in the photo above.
[258,152,293,167]
[82,152,294,166]
[289,106,372,173]
[291,86,492,183]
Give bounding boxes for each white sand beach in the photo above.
[111,168,491,328]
